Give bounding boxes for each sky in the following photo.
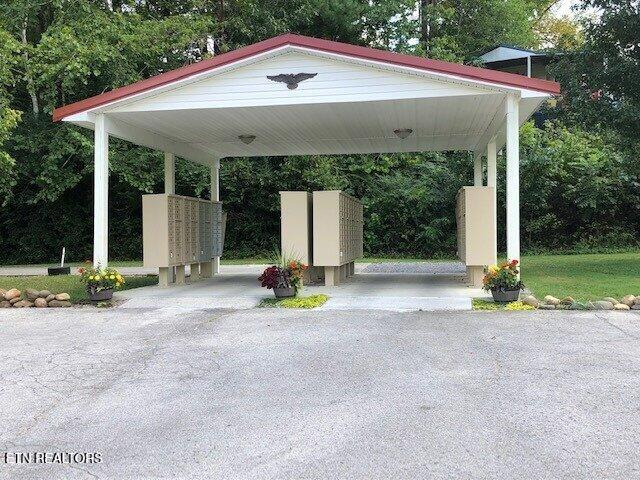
[551,0,585,18]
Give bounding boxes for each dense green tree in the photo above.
[0,28,22,205]
[552,0,640,140]
[0,0,637,264]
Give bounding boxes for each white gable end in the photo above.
[108,50,496,113]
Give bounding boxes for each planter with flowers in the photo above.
[258,256,307,299]
[483,259,524,303]
[78,264,126,301]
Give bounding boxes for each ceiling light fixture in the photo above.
[238,134,256,145]
[393,128,413,139]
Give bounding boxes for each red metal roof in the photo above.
[52,33,560,122]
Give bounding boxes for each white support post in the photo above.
[505,95,520,269]
[162,152,176,284]
[473,151,483,186]
[93,114,109,268]
[164,152,175,194]
[487,137,498,265]
[211,159,220,275]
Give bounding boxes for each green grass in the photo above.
[0,275,158,304]
[259,294,329,309]
[521,252,640,302]
[472,299,535,311]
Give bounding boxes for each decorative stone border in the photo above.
[0,288,72,308]
[522,294,639,311]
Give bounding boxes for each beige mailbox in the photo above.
[280,191,313,264]
[456,186,496,287]
[313,190,363,286]
[143,193,224,286]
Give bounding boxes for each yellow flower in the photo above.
[488,264,499,274]
[110,275,115,279]
[96,275,101,280]
[89,275,94,280]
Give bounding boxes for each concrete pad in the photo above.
[119,296,261,310]
[321,296,471,311]
[115,269,485,311]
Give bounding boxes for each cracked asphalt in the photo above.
[1,307,639,479]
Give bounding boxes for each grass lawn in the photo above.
[259,294,329,309]
[521,252,640,301]
[0,275,158,304]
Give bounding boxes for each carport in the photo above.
[53,33,560,276]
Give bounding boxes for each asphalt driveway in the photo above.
[1,307,639,479]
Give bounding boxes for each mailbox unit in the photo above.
[143,194,224,286]
[455,186,496,287]
[313,190,363,285]
[280,191,324,283]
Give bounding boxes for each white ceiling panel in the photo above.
[108,94,510,157]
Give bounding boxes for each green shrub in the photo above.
[259,294,329,309]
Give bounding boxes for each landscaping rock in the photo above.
[38,290,51,299]
[25,288,40,300]
[538,304,555,310]
[555,304,568,310]
[13,300,33,308]
[621,295,636,307]
[48,300,71,308]
[45,294,55,302]
[521,295,539,308]
[560,296,575,305]
[9,297,21,305]
[594,300,614,310]
[569,301,587,310]
[0,301,11,308]
[586,302,596,310]
[55,293,71,301]
[614,303,630,311]
[635,297,640,306]
[4,288,21,301]
[34,298,48,308]
[0,288,5,297]
[632,304,640,311]
[544,295,560,306]
[603,297,619,305]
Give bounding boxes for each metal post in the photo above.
[162,152,176,284]
[505,96,520,269]
[211,159,220,274]
[487,137,498,265]
[93,114,109,268]
[473,151,483,186]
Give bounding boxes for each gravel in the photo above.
[362,261,466,274]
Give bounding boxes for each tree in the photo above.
[0,28,22,205]
[552,0,640,140]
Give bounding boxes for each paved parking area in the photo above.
[1,307,639,479]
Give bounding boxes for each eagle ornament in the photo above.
[266,73,317,90]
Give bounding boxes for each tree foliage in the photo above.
[0,0,638,263]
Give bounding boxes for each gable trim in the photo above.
[53,33,560,122]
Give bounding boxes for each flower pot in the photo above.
[273,286,295,299]
[87,287,114,302]
[491,288,520,303]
